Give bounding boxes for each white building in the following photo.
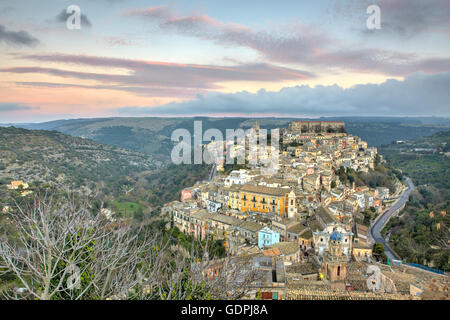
[313,223,353,260]
[224,169,254,186]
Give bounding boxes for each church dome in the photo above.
[330,230,342,242]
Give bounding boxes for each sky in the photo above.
[0,0,449,122]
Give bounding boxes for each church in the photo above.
[322,229,349,282]
[312,222,353,260]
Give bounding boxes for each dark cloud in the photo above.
[0,103,37,112]
[0,24,39,46]
[0,6,15,15]
[126,6,450,77]
[56,8,92,28]
[115,72,450,117]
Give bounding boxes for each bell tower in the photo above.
[323,229,347,282]
[287,191,297,218]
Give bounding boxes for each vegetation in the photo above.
[373,243,388,264]
[335,161,400,194]
[380,131,450,271]
[112,200,145,218]
[0,193,241,300]
[1,119,449,297]
[382,186,449,271]
[16,117,450,159]
[0,126,161,195]
[380,130,450,189]
[0,127,211,221]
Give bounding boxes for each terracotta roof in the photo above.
[353,242,371,249]
[267,242,301,256]
[315,207,335,225]
[300,230,313,239]
[240,184,291,196]
[262,248,281,256]
[355,223,368,236]
[287,223,308,235]
[237,220,264,233]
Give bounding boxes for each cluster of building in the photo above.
[162,121,447,299]
[6,180,33,197]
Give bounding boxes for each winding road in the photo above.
[369,177,415,261]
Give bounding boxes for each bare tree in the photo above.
[0,192,260,300]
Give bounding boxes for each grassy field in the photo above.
[112,200,145,218]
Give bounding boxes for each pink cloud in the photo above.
[1,53,314,97]
[127,5,450,76]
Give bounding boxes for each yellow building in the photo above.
[352,243,373,259]
[227,186,241,210]
[7,180,29,190]
[236,184,294,217]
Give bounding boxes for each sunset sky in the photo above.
[0,0,449,122]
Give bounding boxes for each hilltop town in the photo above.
[163,121,449,300]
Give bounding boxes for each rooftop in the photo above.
[240,184,291,196]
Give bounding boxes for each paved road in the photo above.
[369,177,415,261]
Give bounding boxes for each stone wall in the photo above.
[289,121,346,133]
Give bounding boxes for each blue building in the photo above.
[258,227,280,249]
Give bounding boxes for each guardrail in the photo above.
[406,263,448,276]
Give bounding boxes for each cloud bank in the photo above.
[115,72,450,117]
[0,103,37,112]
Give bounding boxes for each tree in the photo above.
[373,243,385,255]
[373,243,388,263]
[0,192,260,300]
[0,192,158,300]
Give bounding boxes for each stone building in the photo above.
[236,184,293,217]
[288,121,346,134]
[313,222,353,260]
[322,229,348,282]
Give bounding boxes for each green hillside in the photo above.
[380,130,450,189]
[380,131,450,271]
[12,117,450,161]
[0,126,162,195]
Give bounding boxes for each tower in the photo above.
[287,190,297,218]
[323,229,347,282]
